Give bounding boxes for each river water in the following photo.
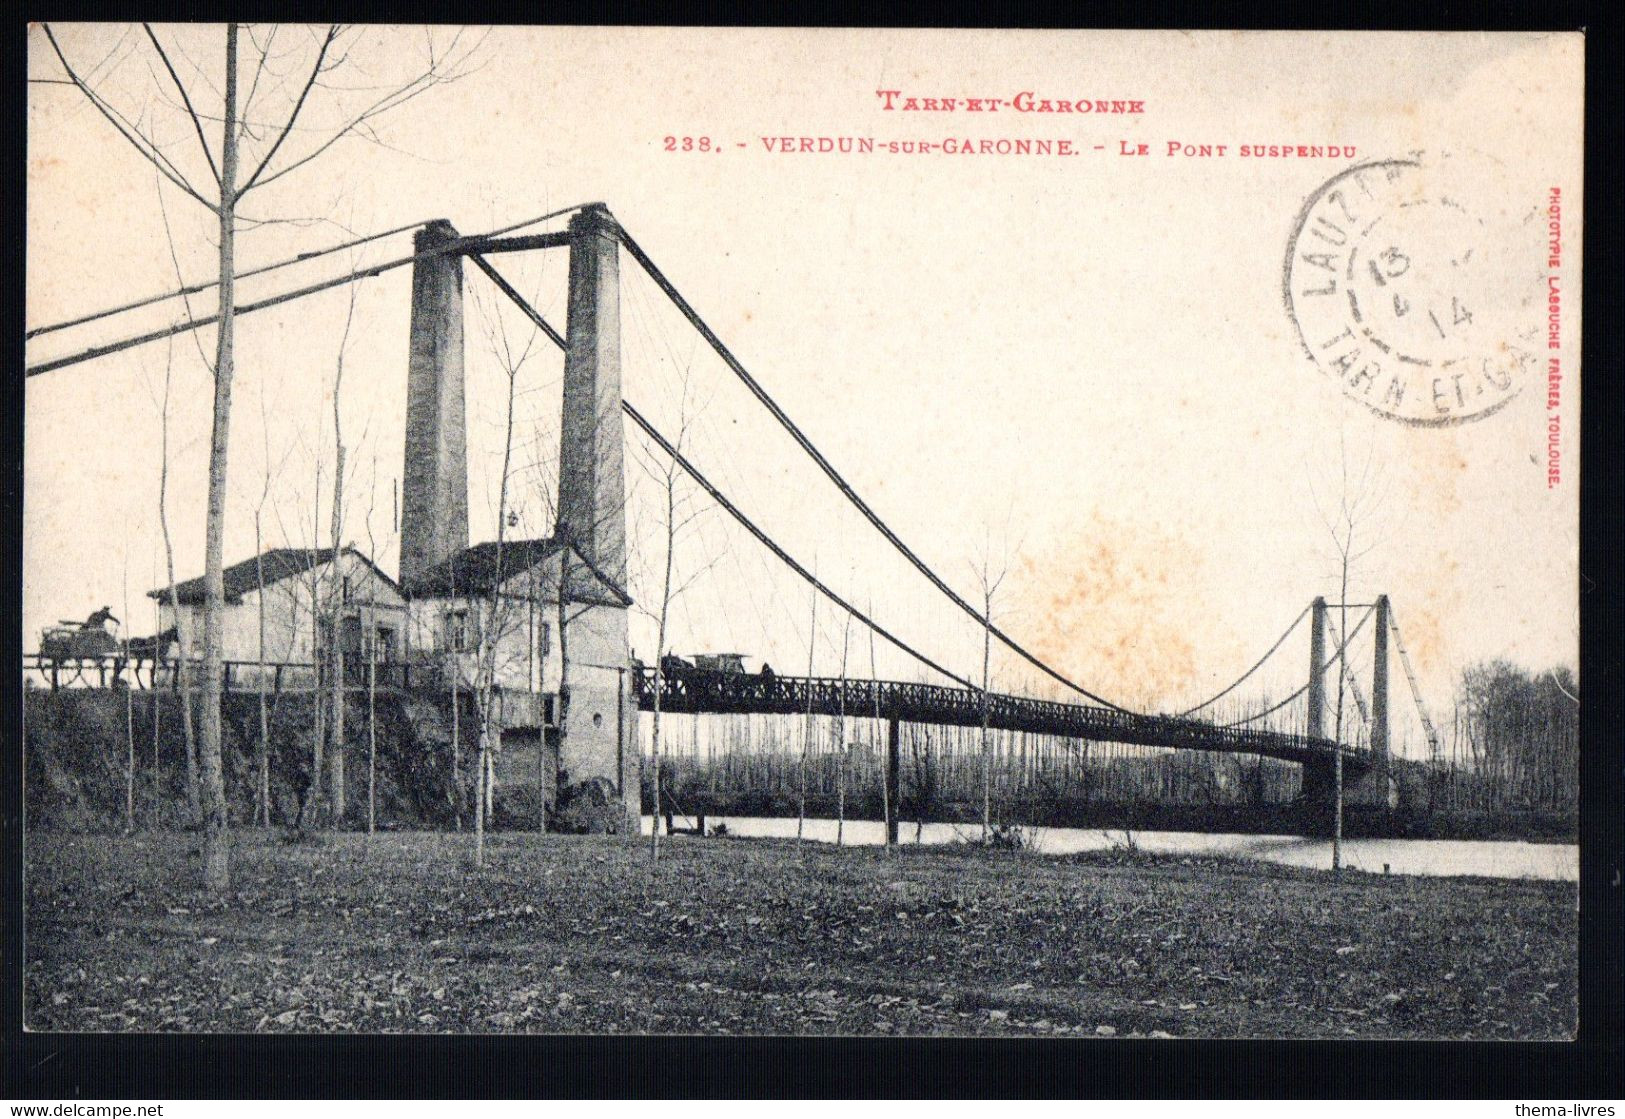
[641,815,1577,882]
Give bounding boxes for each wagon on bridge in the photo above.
[35,621,120,688]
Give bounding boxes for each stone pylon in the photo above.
[555,205,639,826]
[400,219,469,583]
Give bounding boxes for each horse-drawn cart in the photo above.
[31,620,166,689]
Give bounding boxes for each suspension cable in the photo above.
[24,204,593,378]
[1173,602,1311,717]
[26,218,433,341]
[1221,603,1374,729]
[468,256,975,689]
[617,226,1132,712]
[1323,611,1370,725]
[624,400,975,690]
[1386,604,1442,755]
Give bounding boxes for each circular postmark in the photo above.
[1285,155,1536,426]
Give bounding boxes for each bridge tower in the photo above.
[1300,596,1335,806]
[555,204,640,826]
[398,207,638,829]
[1345,594,1397,807]
[400,219,470,582]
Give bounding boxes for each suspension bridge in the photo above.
[25,202,1444,829]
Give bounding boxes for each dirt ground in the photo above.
[23,829,1577,1037]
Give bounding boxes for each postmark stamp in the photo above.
[1285,155,1533,426]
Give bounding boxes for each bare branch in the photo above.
[243,30,484,195]
[236,24,338,196]
[153,173,218,377]
[142,24,222,186]
[239,24,279,130]
[42,24,218,214]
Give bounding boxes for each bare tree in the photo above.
[306,456,327,829]
[1454,660,1579,812]
[969,530,1014,843]
[835,609,852,846]
[248,378,301,827]
[322,284,361,826]
[469,299,534,868]
[1307,431,1387,871]
[121,549,135,834]
[629,373,712,863]
[40,22,484,888]
[798,581,818,845]
[151,336,200,825]
[866,596,890,857]
[360,453,397,836]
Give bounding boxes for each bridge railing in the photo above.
[24,652,449,694]
[630,666,1366,764]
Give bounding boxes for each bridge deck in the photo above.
[633,668,1364,767]
[23,653,1361,768]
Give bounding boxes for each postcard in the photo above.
[22,27,1583,1044]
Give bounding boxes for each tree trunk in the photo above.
[150,595,161,826]
[304,472,325,830]
[196,23,240,892]
[835,614,849,846]
[124,647,135,834]
[449,649,461,831]
[980,598,993,843]
[1332,571,1349,872]
[865,600,889,856]
[327,448,346,827]
[255,514,270,826]
[650,496,676,863]
[158,386,199,825]
[798,586,816,844]
[122,558,134,833]
[474,710,488,867]
[368,637,377,834]
[555,547,572,804]
[326,287,355,828]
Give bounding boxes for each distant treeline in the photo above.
[1427,660,1578,816]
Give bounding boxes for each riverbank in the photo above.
[24,691,1574,844]
[25,830,1576,1037]
[645,792,1577,844]
[645,816,1578,880]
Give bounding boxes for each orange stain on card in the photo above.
[1012,512,1201,710]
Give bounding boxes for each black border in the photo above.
[7,2,1622,1100]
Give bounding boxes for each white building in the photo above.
[148,546,407,687]
[400,536,636,791]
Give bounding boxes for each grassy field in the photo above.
[24,830,1576,1038]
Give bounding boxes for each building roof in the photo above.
[400,536,632,606]
[149,546,400,605]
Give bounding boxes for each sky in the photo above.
[24,27,1584,753]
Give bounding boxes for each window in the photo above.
[444,608,477,653]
